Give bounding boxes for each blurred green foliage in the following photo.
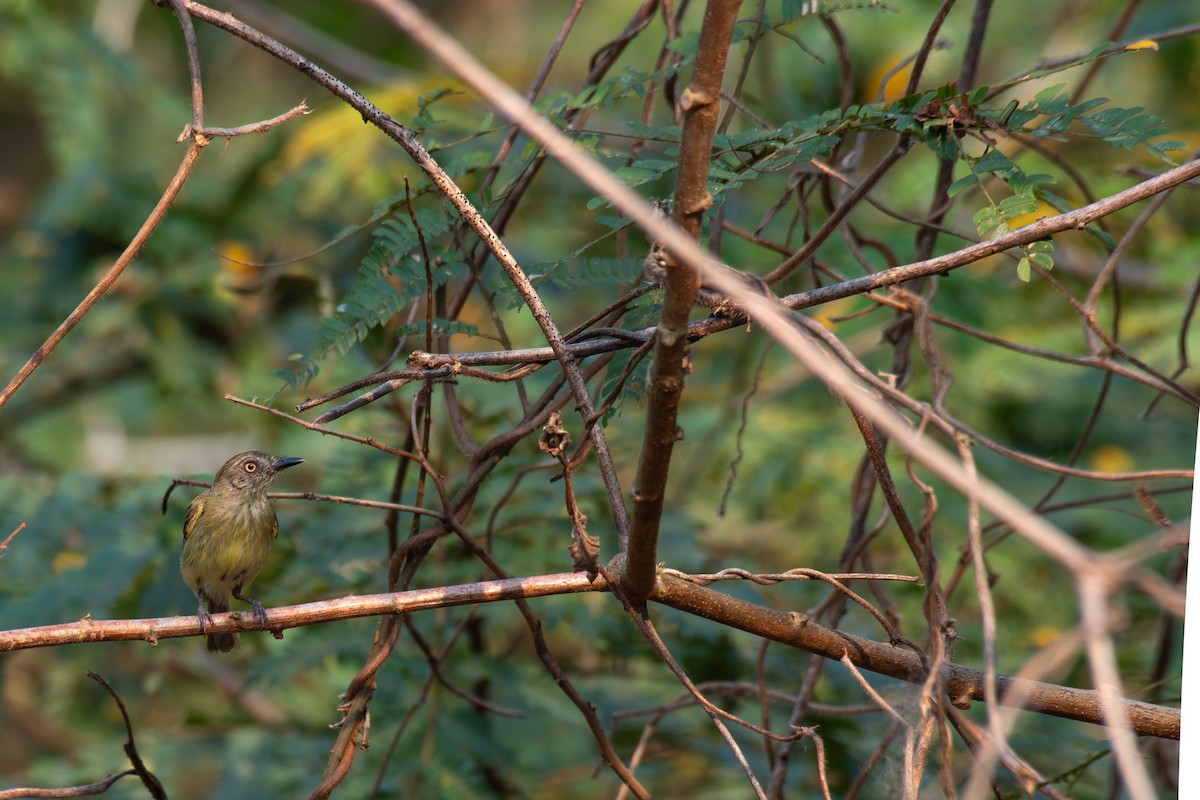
[1,0,1196,797]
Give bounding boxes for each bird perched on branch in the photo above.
[180,450,303,652]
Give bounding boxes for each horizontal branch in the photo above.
[0,573,602,650]
[176,101,310,141]
[651,574,1179,740]
[0,570,1177,739]
[0,770,139,799]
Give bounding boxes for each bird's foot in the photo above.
[250,600,267,630]
[197,602,215,634]
[233,589,268,630]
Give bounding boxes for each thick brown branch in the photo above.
[1,571,1178,740]
[625,0,743,609]
[649,574,1179,740]
[0,574,605,652]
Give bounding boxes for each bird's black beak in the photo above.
[272,457,304,472]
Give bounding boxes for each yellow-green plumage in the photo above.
[180,451,302,652]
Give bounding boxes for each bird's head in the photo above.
[211,451,304,496]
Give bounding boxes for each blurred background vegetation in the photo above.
[1,0,1197,797]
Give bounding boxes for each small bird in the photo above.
[180,451,303,652]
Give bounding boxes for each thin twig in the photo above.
[0,523,26,556]
[167,0,204,130]
[224,394,428,463]
[86,672,167,800]
[0,772,139,799]
[178,102,310,141]
[635,618,771,799]
[1077,575,1158,799]
[0,142,204,411]
[661,567,919,586]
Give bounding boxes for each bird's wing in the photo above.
[183,495,205,541]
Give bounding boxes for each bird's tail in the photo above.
[206,597,238,653]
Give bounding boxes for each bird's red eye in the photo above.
[244,462,258,473]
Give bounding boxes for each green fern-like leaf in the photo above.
[972,204,1008,240]
[1019,85,1179,160]
[277,206,463,389]
[393,319,481,340]
[1082,106,1171,149]
[530,257,644,290]
[1016,239,1055,283]
[410,87,461,132]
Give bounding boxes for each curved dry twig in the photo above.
[1,673,169,799]
[0,772,140,800]
[0,142,205,412]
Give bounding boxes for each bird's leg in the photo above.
[232,587,268,630]
[196,591,215,633]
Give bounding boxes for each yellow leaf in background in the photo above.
[271,78,470,211]
[216,240,258,282]
[1030,626,1062,648]
[278,79,462,167]
[863,54,913,105]
[210,239,269,305]
[812,297,857,329]
[1090,443,1133,474]
[1006,199,1059,230]
[53,551,86,574]
[1124,39,1158,52]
